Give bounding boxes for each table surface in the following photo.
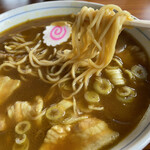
[0,0,150,149]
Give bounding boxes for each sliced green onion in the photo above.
[58,100,73,110]
[46,105,65,121]
[84,91,100,103]
[116,86,137,103]
[93,77,112,95]
[15,121,31,135]
[15,134,27,145]
[131,65,147,79]
[13,135,29,150]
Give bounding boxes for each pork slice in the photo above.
[0,76,20,105]
[70,118,119,150]
[40,124,71,150]
[0,115,6,131]
[7,96,44,123]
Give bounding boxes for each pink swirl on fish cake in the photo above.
[50,26,67,40]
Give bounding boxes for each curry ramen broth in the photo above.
[0,14,149,150]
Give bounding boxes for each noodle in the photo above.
[62,115,89,124]
[0,5,133,98]
[88,105,104,111]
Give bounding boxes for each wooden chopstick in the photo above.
[124,20,150,29]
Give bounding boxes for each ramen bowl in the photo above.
[0,1,150,150]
